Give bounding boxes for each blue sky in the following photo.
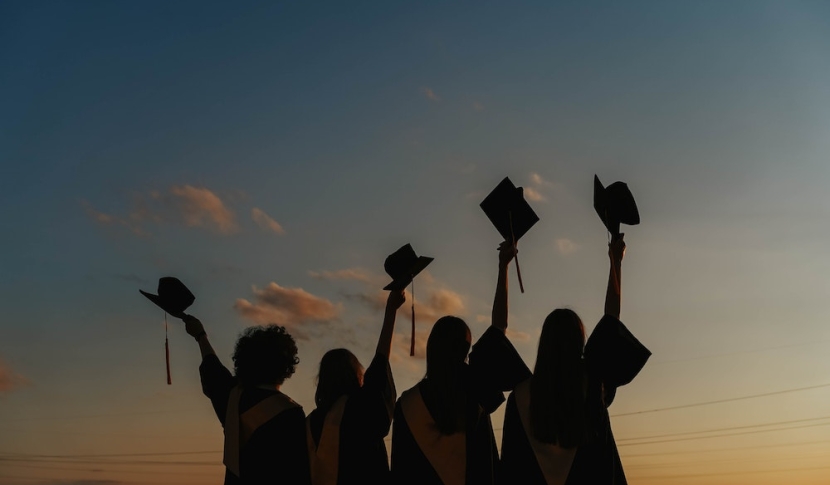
[2,1,830,484]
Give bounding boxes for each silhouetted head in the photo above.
[315,348,364,408]
[530,308,587,447]
[423,316,471,435]
[232,324,299,388]
[426,315,472,377]
[536,308,585,366]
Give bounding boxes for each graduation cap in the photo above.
[480,176,539,293]
[140,277,195,385]
[384,244,433,356]
[593,175,640,238]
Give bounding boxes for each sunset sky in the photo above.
[2,1,830,484]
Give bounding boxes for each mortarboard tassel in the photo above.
[410,276,415,357]
[508,211,525,293]
[165,313,172,385]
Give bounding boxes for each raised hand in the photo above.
[387,288,406,312]
[609,233,626,264]
[182,314,205,339]
[498,240,517,268]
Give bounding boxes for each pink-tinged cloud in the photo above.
[233,283,342,339]
[506,328,532,343]
[530,172,549,186]
[556,238,579,255]
[309,268,376,284]
[251,207,285,235]
[420,86,440,101]
[170,185,237,234]
[0,359,29,394]
[347,286,466,324]
[81,200,147,236]
[523,186,546,202]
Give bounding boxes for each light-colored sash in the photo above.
[223,385,300,477]
[399,384,466,485]
[306,395,349,485]
[513,379,577,485]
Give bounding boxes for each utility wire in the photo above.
[612,382,830,417]
[617,414,830,442]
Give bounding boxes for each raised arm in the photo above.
[604,234,626,319]
[182,314,216,359]
[492,240,517,333]
[376,288,406,359]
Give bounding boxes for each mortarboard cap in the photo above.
[383,244,433,291]
[480,177,540,243]
[139,277,195,319]
[593,175,640,237]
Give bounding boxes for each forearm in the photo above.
[196,333,216,359]
[604,260,621,319]
[492,264,509,332]
[376,306,397,359]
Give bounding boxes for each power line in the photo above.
[0,408,195,423]
[621,438,830,458]
[0,449,221,458]
[617,415,830,442]
[612,382,830,417]
[1,462,219,476]
[618,421,830,446]
[629,464,830,480]
[625,450,830,470]
[649,338,830,365]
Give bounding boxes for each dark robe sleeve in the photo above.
[468,327,532,414]
[584,315,650,391]
[199,354,237,424]
[352,352,396,438]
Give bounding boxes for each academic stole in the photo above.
[399,384,466,485]
[513,379,577,485]
[306,395,349,485]
[223,385,300,477]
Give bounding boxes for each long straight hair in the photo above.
[424,316,471,435]
[529,309,586,448]
[315,348,364,409]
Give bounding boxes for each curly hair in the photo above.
[232,325,299,388]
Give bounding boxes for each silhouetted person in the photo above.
[390,240,531,485]
[183,315,311,485]
[306,288,406,484]
[498,234,650,485]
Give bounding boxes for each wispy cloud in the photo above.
[0,359,30,394]
[506,328,533,343]
[524,172,569,203]
[555,238,579,255]
[339,273,467,359]
[81,200,146,236]
[233,283,342,339]
[169,185,237,234]
[420,86,440,101]
[472,101,485,112]
[84,185,239,236]
[251,207,285,235]
[309,268,376,284]
[523,186,546,202]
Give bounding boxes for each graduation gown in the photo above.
[390,326,532,485]
[498,315,650,485]
[200,354,312,485]
[306,352,396,485]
